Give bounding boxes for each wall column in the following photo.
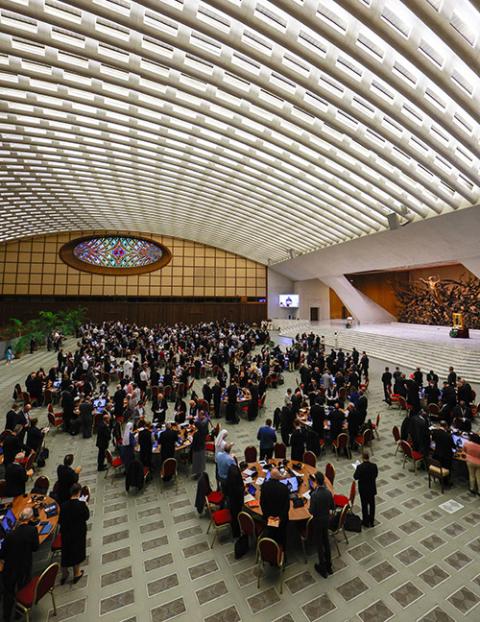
[320,275,395,324]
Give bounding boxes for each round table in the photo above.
[243,458,334,522]
[10,494,59,545]
[134,423,196,455]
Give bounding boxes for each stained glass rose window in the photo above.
[60,235,171,275]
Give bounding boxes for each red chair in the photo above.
[355,428,374,454]
[206,500,232,548]
[389,393,401,408]
[397,396,408,411]
[334,481,356,509]
[238,510,263,543]
[399,440,424,473]
[15,562,59,620]
[332,433,351,459]
[302,451,316,468]
[161,458,178,490]
[244,446,257,463]
[325,462,335,486]
[371,414,381,439]
[31,476,49,495]
[47,405,63,432]
[392,426,401,456]
[258,394,266,409]
[274,443,286,459]
[105,450,123,479]
[256,538,285,593]
[329,504,349,556]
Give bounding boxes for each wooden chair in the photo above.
[274,443,286,459]
[105,449,123,479]
[428,458,449,493]
[47,404,63,431]
[371,414,381,439]
[302,451,316,468]
[160,458,178,491]
[205,499,231,548]
[325,462,335,486]
[15,562,59,621]
[238,510,263,545]
[332,432,351,459]
[392,426,401,456]
[244,446,257,463]
[355,428,374,454]
[299,515,315,562]
[256,537,285,593]
[399,440,424,473]
[334,481,356,509]
[329,504,350,556]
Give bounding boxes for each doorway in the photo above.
[310,307,319,321]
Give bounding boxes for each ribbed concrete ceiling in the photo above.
[1,0,479,264]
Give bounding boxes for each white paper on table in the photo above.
[351,460,361,470]
[258,461,266,467]
[243,494,255,502]
[291,470,302,477]
[243,468,254,476]
[256,477,264,486]
[302,491,311,500]
[244,476,253,484]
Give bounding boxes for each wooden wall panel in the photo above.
[0,297,267,326]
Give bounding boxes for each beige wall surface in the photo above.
[0,231,266,298]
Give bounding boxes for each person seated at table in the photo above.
[0,507,39,622]
[431,421,455,483]
[260,467,290,547]
[216,443,236,490]
[257,419,277,460]
[138,421,153,469]
[290,421,306,461]
[56,454,81,504]
[225,463,244,538]
[5,452,32,497]
[5,403,20,432]
[26,417,43,455]
[59,483,90,585]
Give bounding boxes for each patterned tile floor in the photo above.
[0,334,479,622]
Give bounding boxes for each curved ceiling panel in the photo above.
[0,0,479,264]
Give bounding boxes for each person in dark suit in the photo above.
[212,381,222,419]
[310,401,325,440]
[356,391,368,425]
[347,403,362,449]
[329,404,345,443]
[5,453,31,497]
[56,454,80,504]
[431,420,455,481]
[2,427,23,465]
[309,471,335,577]
[96,414,111,471]
[247,380,259,421]
[290,422,306,461]
[138,421,153,469]
[354,451,378,527]
[260,468,290,546]
[0,507,39,622]
[224,464,244,538]
[226,382,239,423]
[26,418,43,454]
[409,411,430,457]
[159,423,178,464]
[59,483,90,585]
[202,379,213,405]
[4,404,19,431]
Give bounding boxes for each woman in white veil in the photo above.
[215,429,229,454]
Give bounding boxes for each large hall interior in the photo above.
[1,1,480,621]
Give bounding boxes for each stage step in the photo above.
[276,322,480,385]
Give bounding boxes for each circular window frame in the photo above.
[59,235,172,275]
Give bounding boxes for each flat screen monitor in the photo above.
[279,294,299,308]
[1,509,16,534]
[265,471,299,493]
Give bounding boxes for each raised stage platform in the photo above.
[274,320,480,385]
